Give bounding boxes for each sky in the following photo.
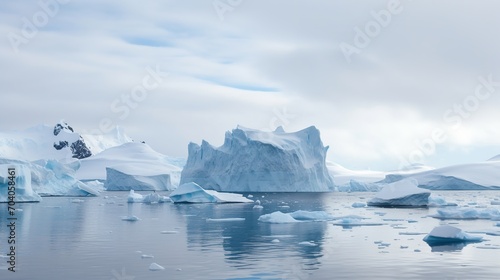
[1,0,500,171]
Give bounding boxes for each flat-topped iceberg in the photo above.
[368,178,430,207]
[169,182,252,203]
[0,164,41,203]
[180,126,335,192]
[423,225,483,246]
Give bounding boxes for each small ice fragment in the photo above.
[248,195,254,198]
[161,231,179,234]
[400,245,409,249]
[299,241,317,247]
[206,218,245,222]
[414,249,421,252]
[149,263,165,271]
[271,239,280,243]
[253,205,264,209]
[141,255,154,259]
[71,199,84,203]
[352,202,366,208]
[121,216,140,222]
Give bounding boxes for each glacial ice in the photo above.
[423,225,483,246]
[169,182,252,203]
[180,126,335,192]
[258,210,335,223]
[431,207,500,220]
[368,178,430,207]
[77,142,182,189]
[0,164,42,203]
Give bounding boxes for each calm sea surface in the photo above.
[1,191,500,279]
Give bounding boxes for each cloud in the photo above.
[1,0,500,170]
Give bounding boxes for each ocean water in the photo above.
[1,191,500,280]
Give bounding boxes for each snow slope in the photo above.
[0,121,92,161]
[180,126,335,192]
[81,126,133,155]
[77,142,182,188]
[382,161,500,190]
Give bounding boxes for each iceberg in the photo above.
[423,225,483,246]
[0,164,41,203]
[258,210,335,224]
[169,182,252,203]
[180,126,334,192]
[368,178,430,208]
[77,142,182,189]
[431,208,500,220]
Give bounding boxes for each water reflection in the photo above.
[172,193,330,274]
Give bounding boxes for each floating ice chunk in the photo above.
[431,207,500,220]
[127,190,143,203]
[368,178,430,208]
[141,255,154,259]
[121,215,140,222]
[271,239,280,243]
[253,205,264,210]
[331,218,384,227]
[206,218,245,222]
[169,182,252,203]
[258,211,299,224]
[428,195,458,207]
[423,225,483,246]
[399,232,426,236]
[71,199,84,203]
[149,263,165,271]
[289,210,334,221]
[298,241,318,247]
[248,195,254,198]
[142,193,171,204]
[352,202,367,208]
[491,200,500,206]
[495,223,500,227]
[161,231,178,234]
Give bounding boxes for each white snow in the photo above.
[169,182,252,203]
[180,126,334,192]
[0,121,92,161]
[77,142,182,189]
[81,126,133,155]
[368,178,430,207]
[423,225,483,245]
[0,164,41,203]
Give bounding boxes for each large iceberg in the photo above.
[169,182,252,203]
[0,164,42,203]
[180,126,334,192]
[0,158,99,197]
[77,142,182,190]
[368,178,430,207]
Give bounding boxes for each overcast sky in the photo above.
[1,0,500,170]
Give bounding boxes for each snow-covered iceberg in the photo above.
[0,158,99,197]
[0,164,42,203]
[77,142,182,190]
[368,178,430,207]
[423,225,483,246]
[180,126,335,192]
[169,182,252,203]
[381,160,500,190]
